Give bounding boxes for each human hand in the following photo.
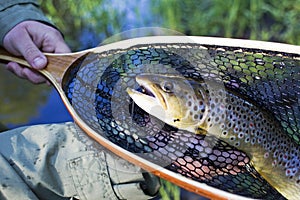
[3,21,71,84]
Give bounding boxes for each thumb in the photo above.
[21,42,47,70]
[2,21,48,70]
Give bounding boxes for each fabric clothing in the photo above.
[0,122,159,199]
[0,0,54,45]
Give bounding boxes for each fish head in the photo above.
[126,73,209,132]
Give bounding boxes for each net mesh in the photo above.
[63,42,299,199]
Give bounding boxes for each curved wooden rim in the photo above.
[87,36,300,55]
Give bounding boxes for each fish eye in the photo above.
[162,82,174,92]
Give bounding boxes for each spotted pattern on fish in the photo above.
[127,74,300,200]
[205,85,300,188]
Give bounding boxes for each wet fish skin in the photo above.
[127,73,300,200]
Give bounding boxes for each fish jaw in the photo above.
[126,74,209,132]
[126,87,169,123]
[126,74,187,127]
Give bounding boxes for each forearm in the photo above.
[0,0,54,46]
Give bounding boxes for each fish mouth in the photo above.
[126,77,167,115]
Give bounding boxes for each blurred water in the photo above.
[0,58,79,129]
[23,89,73,126]
[0,64,72,129]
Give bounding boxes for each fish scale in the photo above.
[64,43,299,199]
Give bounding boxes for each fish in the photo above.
[126,73,300,200]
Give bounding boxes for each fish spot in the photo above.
[214,116,220,123]
[173,118,180,123]
[285,169,293,177]
[256,122,261,128]
[162,82,174,92]
[264,152,269,158]
[245,136,250,143]
[242,122,247,127]
[193,106,198,111]
[220,123,225,129]
[234,127,239,133]
[238,132,244,138]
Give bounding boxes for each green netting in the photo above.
[63,42,299,199]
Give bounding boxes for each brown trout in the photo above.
[126,73,300,199]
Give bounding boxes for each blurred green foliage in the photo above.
[38,0,300,50]
[151,0,300,44]
[39,0,129,50]
[159,179,181,200]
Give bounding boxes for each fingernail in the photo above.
[32,57,46,69]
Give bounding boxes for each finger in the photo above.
[5,62,26,79]
[22,68,47,84]
[53,40,71,53]
[15,33,47,70]
[4,28,47,70]
[41,31,71,53]
[25,21,70,54]
[6,62,46,84]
